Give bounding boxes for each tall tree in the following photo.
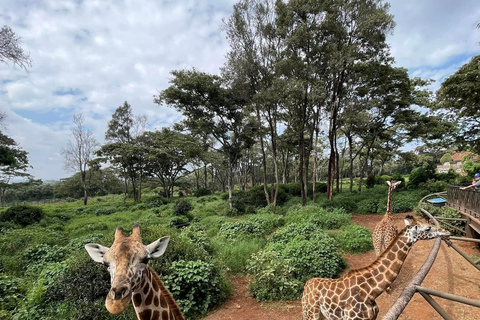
[322,0,394,199]
[141,128,201,198]
[223,0,284,206]
[98,101,147,202]
[157,70,255,209]
[62,113,98,205]
[435,55,480,154]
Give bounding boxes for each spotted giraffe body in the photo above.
[301,219,450,320]
[372,180,402,256]
[85,225,185,320]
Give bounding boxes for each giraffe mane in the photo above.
[345,226,409,277]
[148,266,185,320]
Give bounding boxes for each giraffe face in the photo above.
[406,223,450,243]
[85,226,170,315]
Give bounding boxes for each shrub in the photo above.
[416,204,464,236]
[271,222,318,245]
[366,175,376,189]
[377,192,419,213]
[333,224,373,254]
[0,205,44,226]
[269,234,345,282]
[356,199,379,214]
[194,188,212,197]
[286,205,351,229]
[212,237,265,273]
[168,215,190,228]
[247,250,302,301]
[423,180,448,193]
[391,173,406,190]
[22,244,67,273]
[245,213,285,230]
[95,207,116,216]
[164,260,229,319]
[408,167,431,189]
[173,199,193,217]
[0,275,23,311]
[218,220,268,239]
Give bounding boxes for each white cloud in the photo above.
[0,0,479,180]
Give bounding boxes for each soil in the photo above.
[203,213,480,320]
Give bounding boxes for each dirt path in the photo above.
[204,214,480,320]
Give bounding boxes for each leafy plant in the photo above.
[0,205,44,226]
[333,224,373,253]
[164,260,229,319]
[247,249,302,301]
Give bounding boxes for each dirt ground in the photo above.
[203,213,480,320]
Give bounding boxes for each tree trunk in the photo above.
[204,164,208,189]
[327,96,339,200]
[312,124,319,201]
[227,159,234,210]
[335,135,340,193]
[81,171,88,205]
[299,131,306,206]
[256,107,270,205]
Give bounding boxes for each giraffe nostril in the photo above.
[112,287,129,300]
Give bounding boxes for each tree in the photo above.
[157,70,255,209]
[97,101,147,202]
[141,128,201,198]
[62,113,98,205]
[440,153,453,164]
[0,26,33,70]
[0,131,31,204]
[435,55,480,154]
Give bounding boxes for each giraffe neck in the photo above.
[356,229,413,299]
[386,185,394,213]
[131,266,184,320]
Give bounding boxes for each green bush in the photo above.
[285,205,351,229]
[212,237,265,273]
[270,222,318,245]
[218,220,268,239]
[164,260,229,319]
[173,199,193,217]
[22,244,67,273]
[230,185,289,213]
[408,167,433,189]
[333,224,373,253]
[423,180,448,193]
[194,188,212,197]
[377,192,420,213]
[247,250,302,301]
[95,207,117,216]
[356,199,379,214]
[415,204,464,236]
[0,275,23,311]
[269,233,344,282]
[0,205,44,226]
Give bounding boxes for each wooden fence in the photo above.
[447,185,480,235]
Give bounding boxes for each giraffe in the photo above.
[85,225,185,320]
[372,180,402,256]
[301,216,450,320]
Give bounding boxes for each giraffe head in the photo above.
[403,216,450,243]
[85,225,170,315]
[386,179,401,191]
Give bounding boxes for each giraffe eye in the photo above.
[140,257,149,264]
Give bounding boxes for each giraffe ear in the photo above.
[394,181,402,187]
[386,181,392,186]
[85,243,109,263]
[146,236,170,259]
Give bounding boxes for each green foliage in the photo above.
[269,234,344,282]
[423,180,448,193]
[285,205,351,229]
[173,199,193,217]
[22,244,67,274]
[0,205,44,226]
[377,192,419,213]
[218,220,268,239]
[212,237,265,273]
[333,224,373,254]
[356,199,379,214]
[194,188,212,197]
[164,260,229,319]
[440,153,453,164]
[416,204,464,236]
[408,166,434,189]
[0,275,23,311]
[247,250,302,301]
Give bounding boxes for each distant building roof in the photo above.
[452,152,471,162]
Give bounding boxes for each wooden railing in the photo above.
[446,185,480,221]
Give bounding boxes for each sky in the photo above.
[0,0,479,181]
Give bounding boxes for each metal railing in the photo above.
[382,191,480,320]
